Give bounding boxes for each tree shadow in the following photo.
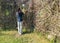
[23,11,35,34]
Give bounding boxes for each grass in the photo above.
[0,29,58,43]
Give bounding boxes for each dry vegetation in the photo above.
[31,0,60,36]
[0,0,60,43]
[0,0,60,35]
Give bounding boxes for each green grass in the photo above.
[0,30,58,43]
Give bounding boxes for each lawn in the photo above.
[0,30,55,43]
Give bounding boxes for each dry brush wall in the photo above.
[33,0,60,35]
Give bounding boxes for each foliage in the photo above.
[0,0,17,29]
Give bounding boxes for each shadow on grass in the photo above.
[22,31,31,35]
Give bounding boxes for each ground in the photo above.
[0,30,54,43]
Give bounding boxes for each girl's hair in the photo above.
[18,8,21,12]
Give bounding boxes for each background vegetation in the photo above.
[0,0,60,43]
